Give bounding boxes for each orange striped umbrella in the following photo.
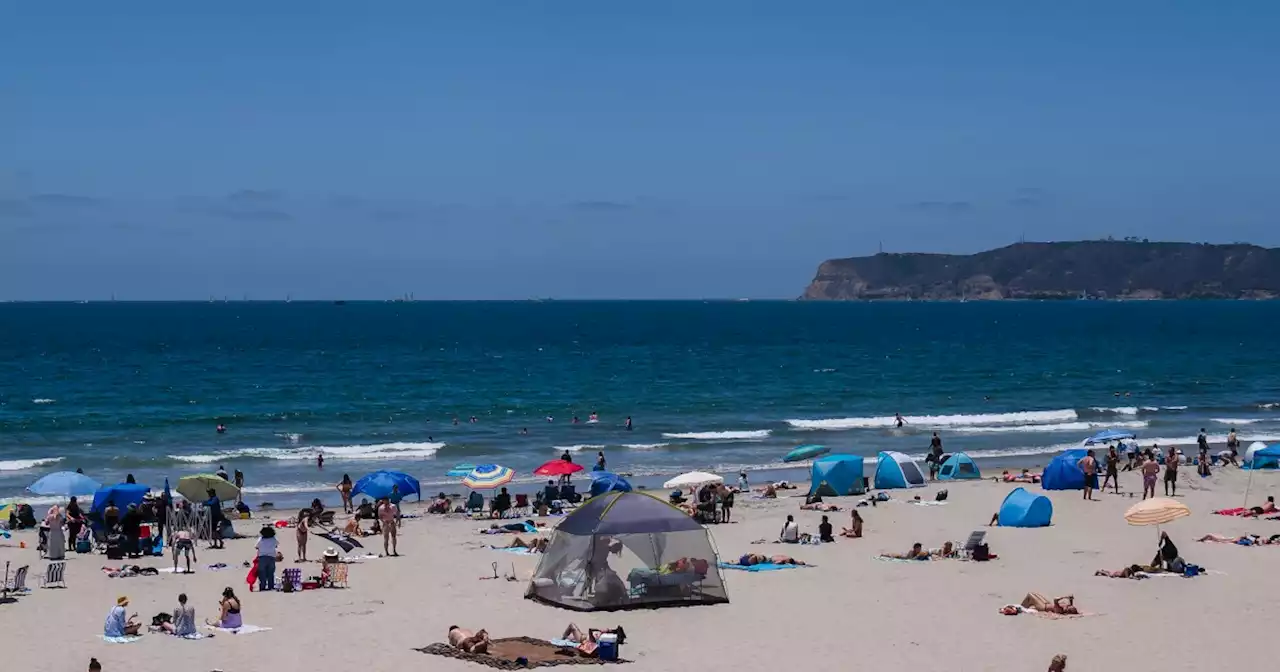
[1124,498,1190,526]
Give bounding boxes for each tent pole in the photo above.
[1243,468,1254,510]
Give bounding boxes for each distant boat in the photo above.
[333,300,346,305]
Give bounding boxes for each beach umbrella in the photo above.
[461,464,515,490]
[533,459,584,477]
[1084,429,1138,446]
[27,471,102,496]
[663,471,723,490]
[90,483,150,516]
[176,474,240,502]
[446,463,477,478]
[1124,498,1190,526]
[352,470,421,500]
[783,444,829,463]
[1242,443,1280,507]
[589,471,633,498]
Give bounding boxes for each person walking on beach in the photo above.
[378,497,399,557]
[1100,445,1120,494]
[1077,450,1097,500]
[1226,427,1239,458]
[295,509,310,562]
[928,432,944,479]
[337,474,354,513]
[1141,449,1160,499]
[1164,446,1179,496]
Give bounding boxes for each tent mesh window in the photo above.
[525,492,729,611]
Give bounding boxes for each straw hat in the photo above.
[323,547,339,559]
[117,596,129,606]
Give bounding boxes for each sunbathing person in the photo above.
[840,510,864,538]
[800,502,840,512]
[1197,533,1280,545]
[760,484,778,499]
[427,493,451,514]
[930,541,957,558]
[205,587,243,629]
[881,542,929,560]
[448,626,491,654]
[560,622,626,656]
[1049,654,1067,672]
[506,536,550,552]
[738,552,806,566]
[1094,565,1147,578]
[1245,496,1277,517]
[1020,593,1078,615]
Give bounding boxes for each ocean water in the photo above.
[2,300,1279,507]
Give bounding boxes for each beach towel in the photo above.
[909,500,948,507]
[875,555,931,563]
[1213,508,1247,516]
[102,635,142,643]
[210,624,271,635]
[718,562,804,572]
[491,546,539,555]
[549,638,581,648]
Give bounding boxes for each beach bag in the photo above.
[75,538,92,554]
[935,489,949,502]
[972,543,991,561]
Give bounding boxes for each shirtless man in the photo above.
[1164,447,1179,496]
[560,622,626,656]
[448,626,491,653]
[1077,449,1097,500]
[377,498,399,557]
[1100,446,1120,494]
[1141,449,1161,499]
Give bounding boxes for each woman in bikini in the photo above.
[206,587,242,629]
[448,626,491,653]
[840,510,864,538]
[1020,593,1078,614]
[1141,449,1160,499]
[336,474,354,514]
[295,509,311,562]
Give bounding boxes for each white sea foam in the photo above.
[0,494,70,506]
[661,430,772,441]
[1090,406,1139,415]
[169,441,444,464]
[786,409,1077,431]
[276,433,304,444]
[32,398,56,404]
[241,482,335,495]
[1211,418,1261,426]
[0,457,64,471]
[1260,403,1279,410]
[551,444,607,453]
[622,443,669,450]
[955,420,1147,434]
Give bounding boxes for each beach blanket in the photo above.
[549,638,581,648]
[874,555,931,563]
[1213,508,1247,516]
[909,501,948,507]
[210,624,271,635]
[102,635,142,643]
[491,546,540,555]
[999,605,1093,619]
[718,562,805,572]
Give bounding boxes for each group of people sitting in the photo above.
[879,541,958,560]
[670,483,735,524]
[105,587,244,639]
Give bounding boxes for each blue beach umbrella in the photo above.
[461,464,515,490]
[90,483,150,517]
[588,471,633,498]
[1083,429,1138,446]
[352,470,421,500]
[783,444,830,463]
[445,463,477,478]
[27,471,102,496]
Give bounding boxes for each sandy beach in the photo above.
[2,463,1277,672]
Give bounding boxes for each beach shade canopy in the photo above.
[1244,444,1280,470]
[1124,497,1190,526]
[589,471,633,498]
[352,470,421,500]
[526,491,729,611]
[446,463,477,478]
[176,474,241,502]
[1083,428,1138,445]
[461,464,516,489]
[938,453,982,480]
[534,459,585,477]
[873,451,927,489]
[663,471,723,490]
[783,444,830,463]
[27,471,102,496]
[90,483,150,516]
[808,454,867,496]
[997,487,1053,527]
[1041,449,1098,490]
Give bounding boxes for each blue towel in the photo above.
[549,638,580,648]
[102,635,142,644]
[717,561,801,572]
[491,546,538,554]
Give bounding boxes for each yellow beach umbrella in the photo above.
[1124,497,1190,526]
[176,474,241,502]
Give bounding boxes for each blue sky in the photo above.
[2,2,1278,299]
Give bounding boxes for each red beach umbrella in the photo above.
[533,460,585,477]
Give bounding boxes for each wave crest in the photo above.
[661,430,771,441]
[0,457,64,471]
[169,441,444,464]
[787,409,1077,431]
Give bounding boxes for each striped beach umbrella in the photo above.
[461,464,515,489]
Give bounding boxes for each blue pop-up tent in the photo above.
[90,483,150,516]
[1041,450,1098,490]
[1245,444,1280,470]
[873,451,927,489]
[998,487,1053,527]
[589,471,633,498]
[808,455,866,496]
[938,452,982,480]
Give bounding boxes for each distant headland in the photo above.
[801,241,1280,300]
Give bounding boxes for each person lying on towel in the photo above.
[738,552,806,566]
[448,626,491,654]
[558,622,627,656]
[881,542,930,560]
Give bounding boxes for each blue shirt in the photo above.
[205,496,221,518]
[389,491,403,506]
[104,605,127,637]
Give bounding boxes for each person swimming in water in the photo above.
[317,452,324,469]
[589,411,598,423]
[216,423,226,434]
[520,428,528,435]
[625,416,633,431]
[894,413,905,429]
[572,416,580,424]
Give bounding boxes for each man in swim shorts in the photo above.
[1141,449,1160,499]
[1077,449,1097,501]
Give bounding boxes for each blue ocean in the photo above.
[2,301,1278,506]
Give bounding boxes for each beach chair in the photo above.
[281,567,302,592]
[466,492,485,513]
[41,561,67,589]
[2,564,30,596]
[328,562,349,588]
[962,530,987,558]
[513,494,531,516]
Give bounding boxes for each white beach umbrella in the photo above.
[663,471,723,490]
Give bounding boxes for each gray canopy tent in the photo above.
[525,491,729,611]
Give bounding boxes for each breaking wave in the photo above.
[955,420,1147,434]
[787,409,1077,431]
[661,430,772,441]
[168,441,443,464]
[0,457,65,471]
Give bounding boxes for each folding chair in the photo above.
[281,567,302,592]
[962,530,987,558]
[41,561,67,589]
[328,562,349,588]
[513,494,531,516]
[3,564,30,595]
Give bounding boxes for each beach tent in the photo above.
[808,455,867,496]
[1244,444,1280,470]
[938,453,982,480]
[1243,442,1274,468]
[526,491,729,611]
[873,451,927,489]
[588,471,633,498]
[90,483,150,517]
[1041,449,1097,491]
[997,487,1053,527]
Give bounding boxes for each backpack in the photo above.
[972,543,990,561]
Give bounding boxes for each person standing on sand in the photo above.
[1100,445,1120,494]
[378,497,399,556]
[1077,450,1097,500]
[928,432,944,479]
[1141,449,1160,499]
[1164,446,1179,496]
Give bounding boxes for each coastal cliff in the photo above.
[801,241,1280,300]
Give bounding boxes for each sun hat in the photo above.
[323,547,339,559]
[117,596,129,606]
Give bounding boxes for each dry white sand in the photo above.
[2,466,1277,672]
